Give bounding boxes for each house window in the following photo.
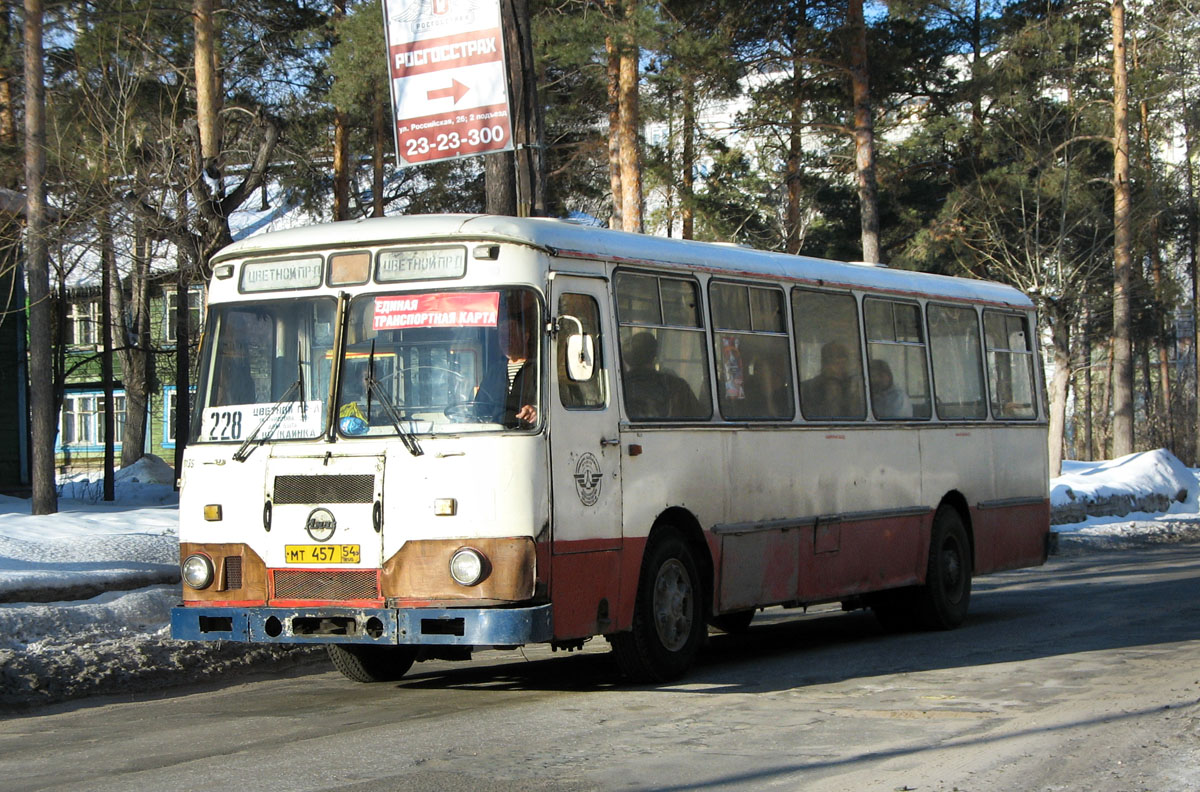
[163,386,196,447]
[59,392,126,449]
[165,287,205,343]
[66,301,99,347]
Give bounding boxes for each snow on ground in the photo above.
[2,450,1200,711]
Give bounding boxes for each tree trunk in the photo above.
[848,0,881,263]
[1046,302,1070,477]
[785,18,805,255]
[617,0,641,232]
[100,215,115,501]
[372,97,386,217]
[681,80,695,240]
[174,258,192,480]
[485,151,517,215]
[1138,61,1172,450]
[1110,0,1134,457]
[333,110,350,219]
[1084,303,1094,460]
[332,0,350,220]
[503,0,545,217]
[1186,97,1200,465]
[193,0,221,175]
[24,0,55,514]
[605,25,622,229]
[0,5,16,160]
[118,231,151,468]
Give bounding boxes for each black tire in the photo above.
[914,505,972,630]
[611,531,706,683]
[710,609,754,634]
[326,644,418,683]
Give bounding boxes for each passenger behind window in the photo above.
[623,331,700,419]
[869,359,912,419]
[475,294,539,428]
[800,341,863,419]
[742,353,792,419]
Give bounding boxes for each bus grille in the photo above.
[272,570,380,601]
[273,474,375,504]
[221,556,242,590]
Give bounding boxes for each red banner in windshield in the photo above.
[373,291,500,331]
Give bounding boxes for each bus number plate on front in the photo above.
[284,545,361,564]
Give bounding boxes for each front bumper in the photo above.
[171,603,553,647]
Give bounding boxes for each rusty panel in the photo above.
[381,537,536,602]
[717,528,802,613]
[799,513,927,602]
[971,500,1050,574]
[180,543,268,602]
[549,549,622,640]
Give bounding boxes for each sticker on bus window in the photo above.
[373,291,500,331]
[202,401,325,442]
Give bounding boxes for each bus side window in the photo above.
[792,289,867,421]
[928,304,987,420]
[710,282,794,420]
[984,311,1037,419]
[863,298,932,420]
[557,293,606,409]
[615,272,712,421]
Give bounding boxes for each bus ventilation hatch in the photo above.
[272,475,375,504]
[272,570,379,601]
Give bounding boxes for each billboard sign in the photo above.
[383,0,514,167]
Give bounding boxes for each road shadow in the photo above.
[377,543,1200,696]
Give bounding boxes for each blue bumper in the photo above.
[171,603,554,647]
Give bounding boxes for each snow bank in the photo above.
[1051,449,1197,526]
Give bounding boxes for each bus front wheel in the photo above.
[326,644,417,683]
[611,531,705,683]
[915,505,972,630]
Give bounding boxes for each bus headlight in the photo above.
[449,547,489,587]
[182,554,215,589]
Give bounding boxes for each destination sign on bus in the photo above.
[202,400,325,443]
[240,256,324,292]
[377,246,466,282]
[373,291,499,331]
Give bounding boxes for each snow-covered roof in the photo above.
[214,214,1034,309]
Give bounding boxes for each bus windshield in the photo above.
[195,297,337,444]
[335,287,541,437]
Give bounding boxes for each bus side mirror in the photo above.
[566,333,595,382]
[557,314,595,382]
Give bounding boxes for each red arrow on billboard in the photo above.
[427,79,470,104]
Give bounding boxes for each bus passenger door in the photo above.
[548,275,624,639]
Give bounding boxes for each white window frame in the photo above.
[164,286,205,344]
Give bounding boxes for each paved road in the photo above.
[2,545,1198,792]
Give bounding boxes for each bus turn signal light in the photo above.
[204,505,223,521]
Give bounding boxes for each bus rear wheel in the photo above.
[326,644,418,683]
[611,531,705,683]
[914,505,972,630]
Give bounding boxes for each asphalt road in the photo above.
[2,544,1198,792]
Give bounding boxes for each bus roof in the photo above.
[215,214,1034,310]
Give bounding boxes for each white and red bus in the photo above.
[171,215,1049,682]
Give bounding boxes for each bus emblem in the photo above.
[305,508,337,542]
[573,453,602,507]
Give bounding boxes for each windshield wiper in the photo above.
[364,340,423,457]
[232,378,300,462]
[233,341,308,462]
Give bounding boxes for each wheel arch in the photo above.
[648,506,713,620]
[937,490,975,570]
